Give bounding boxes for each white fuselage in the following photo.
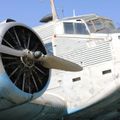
[33,14,120,119]
[46,33,120,115]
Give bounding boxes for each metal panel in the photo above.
[34,24,54,40]
[56,37,112,67]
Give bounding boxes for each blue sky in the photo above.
[0,0,120,27]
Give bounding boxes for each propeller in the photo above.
[39,55,82,71]
[0,45,82,72]
[0,44,26,57]
[33,51,83,71]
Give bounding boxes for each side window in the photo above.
[64,22,74,34]
[75,23,89,34]
[64,22,89,35]
[45,42,53,55]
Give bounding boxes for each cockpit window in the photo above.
[64,22,74,34]
[86,18,115,33]
[93,19,104,31]
[103,19,115,30]
[86,21,95,32]
[74,23,89,34]
[64,22,89,35]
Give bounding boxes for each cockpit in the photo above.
[62,14,116,34]
[86,18,115,33]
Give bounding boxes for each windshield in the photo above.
[86,18,115,33]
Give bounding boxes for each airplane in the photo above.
[0,0,120,120]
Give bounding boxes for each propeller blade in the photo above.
[0,44,25,57]
[0,46,82,72]
[38,55,83,71]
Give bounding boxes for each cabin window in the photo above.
[45,42,53,55]
[64,22,89,35]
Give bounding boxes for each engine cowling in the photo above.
[0,21,50,104]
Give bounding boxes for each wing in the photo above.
[64,91,120,120]
[0,93,66,120]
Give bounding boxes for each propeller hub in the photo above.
[19,49,34,68]
[21,56,34,68]
[33,51,42,58]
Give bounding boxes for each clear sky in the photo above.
[0,0,120,27]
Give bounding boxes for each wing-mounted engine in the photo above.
[0,21,50,103]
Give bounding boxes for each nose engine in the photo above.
[0,21,50,103]
[0,20,82,104]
